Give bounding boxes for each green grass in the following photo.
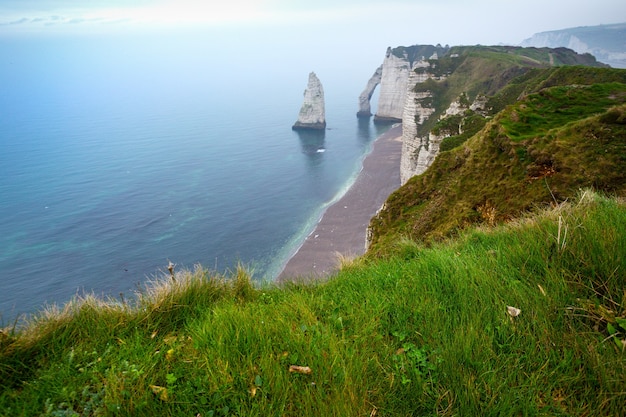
[486,66,626,115]
[407,47,607,141]
[499,83,626,140]
[438,112,487,152]
[2,191,625,416]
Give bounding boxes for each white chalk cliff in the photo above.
[293,72,326,131]
[357,45,451,182]
[357,66,383,118]
[374,48,413,122]
[373,46,447,123]
[399,67,438,184]
[364,42,609,187]
[400,91,483,184]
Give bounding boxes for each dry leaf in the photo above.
[150,385,168,401]
[249,386,257,397]
[289,365,312,374]
[507,306,521,317]
[537,284,546,296]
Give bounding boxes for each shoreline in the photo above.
[277,124,403,281]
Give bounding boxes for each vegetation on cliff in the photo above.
[2,192,625,416]
[369,65,626,255]
[411,46,610,141]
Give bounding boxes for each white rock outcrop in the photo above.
[400,90,493,183]
[374,48,413,122]
[470,94,489,116]
[400,131,446,185]
[401,91,468,184]
[292,72,326,131]
[357,65,383,118]
[357,44,466,184]
[399,69,438,184]
[444,100,465,117]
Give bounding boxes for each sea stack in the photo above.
[292,72,326,131]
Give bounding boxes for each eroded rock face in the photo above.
[374,48,413,123]
[400,131,446,185]
[400,93,477,183]
[373,46,446,123]
[399,69,437,184]
[292,72,326,131]
[357,66,383,118]
[444,100,465,117]
[470,94,489,116]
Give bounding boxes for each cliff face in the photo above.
[357,66,383,118]
[391,44,610,185]
[374,49,413,122]
[399,68,438,184]
[293,72,326,131]
[374,45,449,123]
[359,44,609,185]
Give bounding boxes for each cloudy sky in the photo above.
[1,0,625,46]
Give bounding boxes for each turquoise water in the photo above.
[0,32,387,320]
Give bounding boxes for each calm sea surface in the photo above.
[0,32,388,321]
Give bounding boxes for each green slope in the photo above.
[369,67,626,255]
[407,45,608,140]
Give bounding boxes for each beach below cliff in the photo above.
[278,124,403,281]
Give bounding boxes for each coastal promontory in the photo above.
[292,72,326,131]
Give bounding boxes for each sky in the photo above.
[1,0,625,46]
[0,0,624,100]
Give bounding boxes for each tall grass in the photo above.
[1,191,625,416]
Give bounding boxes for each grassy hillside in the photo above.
[1,191,625,416]
[408,45,608,140]
[369,67,626,255]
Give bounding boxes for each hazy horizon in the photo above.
[2,1,624,107]
[2,1,625,47]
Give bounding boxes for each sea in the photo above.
[0,29,389,322]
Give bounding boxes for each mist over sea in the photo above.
[0,29,389,321]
